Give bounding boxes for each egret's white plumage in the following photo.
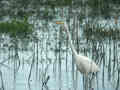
[61,22,100,75]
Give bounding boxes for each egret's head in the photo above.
[56,21,69,39]
[56,21,64,25]
[56,21,68,32]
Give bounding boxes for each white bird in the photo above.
[56,21,100,75]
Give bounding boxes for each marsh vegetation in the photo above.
[0,0,120,90]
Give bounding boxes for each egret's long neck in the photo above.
[64,24,77,56]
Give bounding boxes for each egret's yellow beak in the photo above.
[56,21,64,24]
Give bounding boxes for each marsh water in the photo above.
[0,19,120,90]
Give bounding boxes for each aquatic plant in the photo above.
[0,17,33,39]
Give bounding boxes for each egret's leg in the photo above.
[84,74,88,90]
[96,72,99,90]
[91,73,97,90]
[83,75,85,90]
[88,73,96,90]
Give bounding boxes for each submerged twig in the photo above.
[28,43,35,83]
[0,70,4,90]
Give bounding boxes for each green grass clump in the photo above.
[0,17,33,38]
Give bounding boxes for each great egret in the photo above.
[56,21,100,75]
